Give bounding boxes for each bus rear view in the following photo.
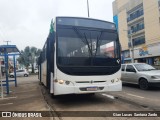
[39,17,122,96]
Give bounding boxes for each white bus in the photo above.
[38,17,122,96]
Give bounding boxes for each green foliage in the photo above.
[50,19,54,34]
[17,46,41,72]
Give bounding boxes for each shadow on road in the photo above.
[49,93,115,107]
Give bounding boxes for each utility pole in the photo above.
[4,41,11,45]
[87,0,90,17]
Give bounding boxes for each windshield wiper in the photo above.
[72,27,104,58]
[94,31,103,57]
[73,27,92,56]
[83,33,92,56]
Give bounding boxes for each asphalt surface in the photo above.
[41,84,160,120]
[108,83,160,110]
[0,75,160,120]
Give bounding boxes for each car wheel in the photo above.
[10,75,14,78]
[24,74,28,77]
[139,78,149,90]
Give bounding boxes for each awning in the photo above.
[124,58,132,61]
[0,45,20,54]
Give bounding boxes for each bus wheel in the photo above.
[88,93,95,96]
[10,75,14,78]
[39,82,43,85]
[51,93,57,98]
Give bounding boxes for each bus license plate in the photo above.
[87,87,98,91]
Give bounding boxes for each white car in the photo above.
[34,68,38,73]
[28,68,32,73]
[121,63,160,90]
[28,68,38,73]
[10,70,29,77]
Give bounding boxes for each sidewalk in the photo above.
[0,75,52,120]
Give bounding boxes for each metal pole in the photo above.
[4,49,9,94]
[87,0,90,17]
[0,61,4,99]
[130,33,134,63]
[13,55,17,87]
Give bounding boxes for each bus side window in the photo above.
[51,46,54,73]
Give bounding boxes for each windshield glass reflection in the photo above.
[57,27,120,66]
[135,64,156,71]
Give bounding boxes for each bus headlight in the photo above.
[115,78,120,82]
[111,79,114,83]
[58,80,64,84]
[111,78,120,83]
[65,81,70,85]
[55,79,73,85]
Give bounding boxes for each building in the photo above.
[113,0,160,66]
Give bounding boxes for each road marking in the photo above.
[0,103,13,106]
[102,94,114,99]
[0,96,17,100]
[126,93,144,99]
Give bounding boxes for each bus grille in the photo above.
[76,81,106,83]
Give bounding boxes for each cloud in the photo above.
[0,0,114,51]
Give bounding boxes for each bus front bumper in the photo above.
[54,81,122,95]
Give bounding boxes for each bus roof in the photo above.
[55,16,116,30]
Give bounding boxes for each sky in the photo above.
[0,0,115,51]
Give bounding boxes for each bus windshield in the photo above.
[57,26,120,67]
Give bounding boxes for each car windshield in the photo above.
[134,64,156,71]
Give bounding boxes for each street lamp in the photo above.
[87,0,90,17]
[123,30,134,63]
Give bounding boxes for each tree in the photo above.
[17,48,30,69]
[17,46,41,73]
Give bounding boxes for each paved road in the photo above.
[108,83,160,110]
[41,84,160,120]
[1,75,159,120]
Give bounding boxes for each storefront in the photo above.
[154,56,160,65]
[134,43,160,66]
[121,50,132,63]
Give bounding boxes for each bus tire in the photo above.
[88,93,95,96]
[39,82,43,85]
[51,93,57,98]
[10,75,14,78]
